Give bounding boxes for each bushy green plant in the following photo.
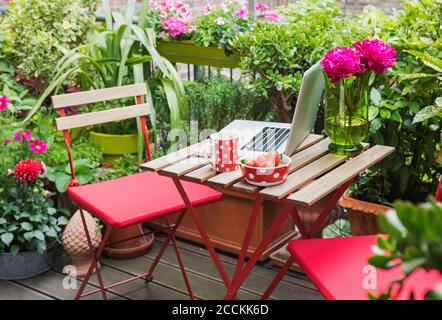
[193,1,253,55]
[351,0,441,204]
[0,118,67,254]
[153,75,274,151]
[2,0,97,85]
[369,200,442,299]
[234,0,366,122]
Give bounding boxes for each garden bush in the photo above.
[1,0,97,87]
[154,75,274,152]
[351,0,441,204]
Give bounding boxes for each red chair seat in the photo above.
[68,171,222,228]
[288,235,442,300]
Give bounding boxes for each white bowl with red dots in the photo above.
[239,151,291,187]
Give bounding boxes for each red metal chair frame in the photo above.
[261,174,442,300]
[53,85,194,300]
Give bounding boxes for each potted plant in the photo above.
[0,118,67,279]
[147,1,281,68]
[369,200,442,299]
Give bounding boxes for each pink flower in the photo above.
[0,95,8,111]
[29,139,47,154]
[235,7,248,19]
[161,17,188,38]
[255,2,269,12]
[264,12,281,21]
[13,132,22,142]
[188,25,197,33]
[353,39,396,74]
[320,47,365,83]
[4,139,11,145]
[23,129,32,141]
[204,4,212,14]
[6,169,12,177]
[214,17,225,26]
[149,0,159,10]
[159,31,167,38]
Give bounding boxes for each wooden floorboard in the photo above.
[157,235,318,291]
[2,238,322,300]
[146,237,322,300]
[0,281,53,300]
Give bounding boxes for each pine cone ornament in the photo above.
[62,210,102,276]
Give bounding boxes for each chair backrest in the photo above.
[51,84,152,186]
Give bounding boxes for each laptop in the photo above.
[197,62,324,158]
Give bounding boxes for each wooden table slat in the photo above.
[159,156,210,177]
[141,139,209,172]
[183,164,217,182]
[288,145,395,206]
[259,153,348,199]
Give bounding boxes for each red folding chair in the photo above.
[262,177,442,300]
[52,84,222,300]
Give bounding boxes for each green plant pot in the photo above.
[157,40,240,68]
[89,131,138,165]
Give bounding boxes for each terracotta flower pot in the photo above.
[339,195,391,236]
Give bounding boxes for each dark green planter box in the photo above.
[157,40,240,68]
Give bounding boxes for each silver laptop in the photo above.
[197,62,324,158]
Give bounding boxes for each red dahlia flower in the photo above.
[14,159,42,183]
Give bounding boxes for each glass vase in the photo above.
[324,74,369,156]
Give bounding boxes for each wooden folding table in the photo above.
[141,135,394,299]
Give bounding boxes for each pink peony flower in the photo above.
[4,139,11,145]
[320,47,365,83]
[214,17,225,26]
[235,7,248,19]
[353,39,396,74]
[0,95,8,111]
[255,2,269,12]
[264,12,281,21]
[29,139,47,154]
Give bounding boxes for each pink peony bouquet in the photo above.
[321,39,396,83]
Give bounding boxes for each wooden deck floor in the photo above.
[0,234,322,300]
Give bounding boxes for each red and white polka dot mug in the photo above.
[210,133,239,173]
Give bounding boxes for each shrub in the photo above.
[351,0,442,204]
[154,76,274,151]
[234,0,367,122]
[1,0,97,86]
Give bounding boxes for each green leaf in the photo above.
[58,216,69,225]
[399,73,436,81]
[1,233,14,246]
[368,255,395,268]
[406,50,442,72]
[34,230,45,241]
[380,109,391,119]
[370,88,381,106]
[401,258,426,275]
[412,105,442,124]
[20,222,33,231]
[368,106,379,121]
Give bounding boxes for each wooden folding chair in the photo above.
[52,84,222,299]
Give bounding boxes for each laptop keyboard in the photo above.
[241,127,290,152]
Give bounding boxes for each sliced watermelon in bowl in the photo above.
[239,152,291,187]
